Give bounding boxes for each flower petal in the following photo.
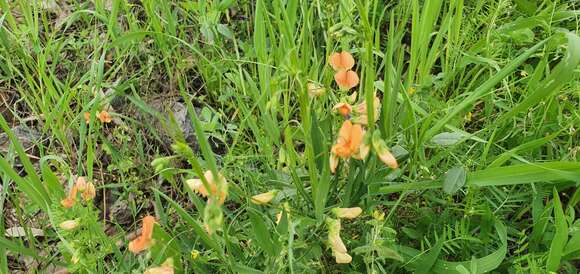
[329,153,339,173]
[334,251,352,264]
[329,52,355,71]
[334,70,359,90]
[333,207,363,219]
[128,215,156,254]
[251,190,278,205]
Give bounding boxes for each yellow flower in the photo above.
[59,220,79,231]
[333,207,363,219]
[191,249,200,260]
[144,258,174,274]
[372,210,385,221]
[326,217,352,264]
[251,190,278,205]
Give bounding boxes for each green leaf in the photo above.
[248,209,278,256]
[430,132,463,146]
[415,238,443,274]
[546,189,568,271]
[443,166,467,194]
[376,162,580,194]
[0,236,41,258]
[399,221,507,274]
[351,245,404,262]
[217,24,234,40]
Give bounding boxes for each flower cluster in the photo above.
[61,176,96,209]
[84,110,112,124]
[328,52,398,173]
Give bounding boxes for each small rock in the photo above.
[0,125,42,153]
[5,227,44,238]
[147,98,201,150]
[109,199,132,225]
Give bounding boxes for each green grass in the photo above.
[0,0,579,273]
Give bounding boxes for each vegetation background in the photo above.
[0,0,579,273]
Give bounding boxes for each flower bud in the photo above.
[59,220,79,231]
[307,82,325,97]
[251,190,278,205]
[326,217,352,264]
[186,178,207,196]
[372,131,398,169]
[75,176,87,192]
[333,207,362,219]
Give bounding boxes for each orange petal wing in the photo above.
[129,216,156,254]
[349,124,364,153]
[337,120,353,143]
[329,52,355,71]
[334,70,359,90]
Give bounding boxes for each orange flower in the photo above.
[61,176,91,208]
[128,215,156,254]
[84,110,112,124]
[97,111,112,123]
[329,51,359,90]
[331,120,363,158]
[61,190,77,208]
[329,52,355,71]
[83,112,91,124]
[333,103,352,117]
